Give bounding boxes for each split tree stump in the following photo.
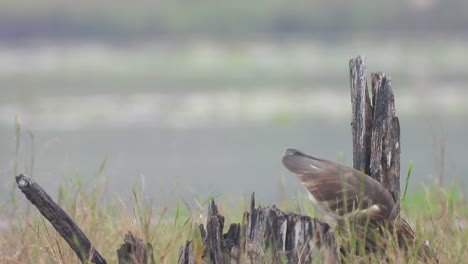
[178,56,403,263]
[349,55,401,207]
[178,193,341,264]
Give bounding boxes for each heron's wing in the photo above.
[282,148,396,222]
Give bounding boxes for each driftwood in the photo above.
[178,193,340,264]
[349,56,401,207]
[15,173,155,264]
[15,173,107,264]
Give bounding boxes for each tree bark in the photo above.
[349,55,373,176]
[178,193,341,264]
[349,56,401,207]
[370,72,401,206]
[15,173,107,264]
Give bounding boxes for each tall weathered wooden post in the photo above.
[349,55,401,210]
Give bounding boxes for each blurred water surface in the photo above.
[1,41,467,204]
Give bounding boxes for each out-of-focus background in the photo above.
[1,0,467,204]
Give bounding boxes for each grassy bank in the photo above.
[0,121,466,263]
[1,172,466,263]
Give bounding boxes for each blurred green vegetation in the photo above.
[1,0,468,41]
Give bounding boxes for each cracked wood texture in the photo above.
[349,55,401,209]
[349,55,373,176]
[178,193,340,264]
[15,173,107,264]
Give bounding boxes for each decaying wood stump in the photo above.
[349,55,373,176]
[117,232,155,264]
[178,193,341,264]
[349,55,401,208]
[178,56,403,264]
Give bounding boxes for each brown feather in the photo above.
[282,148,438,261]
[282,148,396,223]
